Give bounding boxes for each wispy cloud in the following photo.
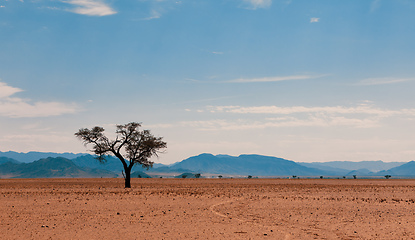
[0,133,76,152]
[0,81,81,118]
[142,10,161,20]
[206,104,415,117]
[181,104,415,130]
[63,0,117,16]
[310,17,319,23]
[226,74,326,83]
[242,0,272,10]
[180,116,381,131]
[136,1,183,21]
[356,77,414,86]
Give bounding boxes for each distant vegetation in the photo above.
[175,173,202,179]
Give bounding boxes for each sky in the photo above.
[1,0,415,164]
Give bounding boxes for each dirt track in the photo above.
[1,178,415,239]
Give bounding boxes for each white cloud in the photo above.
[356,77,414,86]
[0,81,81,118]
[310,17,319,23]
[226,74,326,83]
[63,0,117,16]
[0,82,23,98]
[242,0,272,10]
[207,104,415,117]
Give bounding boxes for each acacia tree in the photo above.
[75,122,167,188]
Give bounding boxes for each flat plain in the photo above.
[1,178,415,239]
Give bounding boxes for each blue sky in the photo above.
[1,0,415,164]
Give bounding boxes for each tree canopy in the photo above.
[75,122,166,188]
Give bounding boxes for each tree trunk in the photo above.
[124,168,131,188]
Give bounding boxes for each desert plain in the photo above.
[1,178,415,239]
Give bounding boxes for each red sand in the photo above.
[1,178,415,239]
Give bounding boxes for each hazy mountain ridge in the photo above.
[300,161,406,172]
[376,161,415,176]
[0,157,117,178]
[0,151,87,163]
[170,153,329,176]
[0,151,413,178]
[167,154,413,177]
[0,157,21,165]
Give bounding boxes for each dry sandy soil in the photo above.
[1,178,415,239]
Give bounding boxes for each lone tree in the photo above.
[75,122,167,188]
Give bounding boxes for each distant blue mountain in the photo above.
[131,171,151,178]
[0,151,87,163]
[376,161,415,176]
[0,151,413,178]
[300,160,405,172]
[170,153,328,176]
[298,162,349,175]
[71,154,124,173]
[0,157,117,178]
[345,168,375,176]
[0,156,20,165]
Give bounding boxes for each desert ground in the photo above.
[1,178,415,239]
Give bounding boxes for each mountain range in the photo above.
[168,153,324,176]
[0,151,414,178]
[0,151,86,163]
[0,157,116,178]
[299,161,405,173]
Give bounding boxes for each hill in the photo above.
[0,157,117,178]
[298,162,349,175]
[376,161,415,176]
[301,161,405,172]
[71,155,124,173]
[345,169,375,176]
[0,151,86,163]
[131,171,152,178]
[170,153,328,176]
[0,156,20,165]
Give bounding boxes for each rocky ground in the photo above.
[1,178,415,239]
